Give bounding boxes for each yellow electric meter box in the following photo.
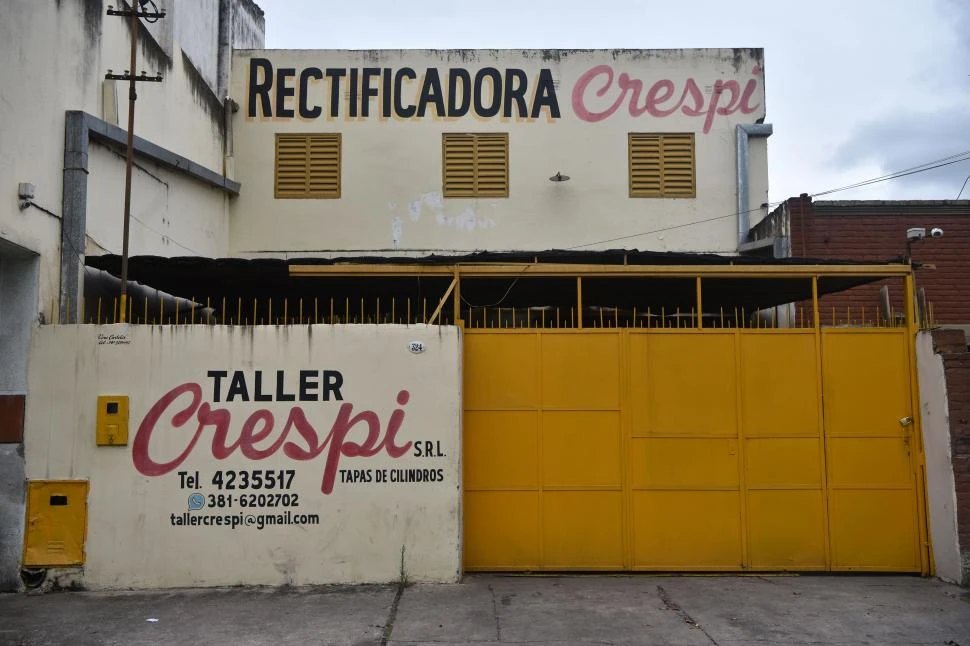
[23,480,89,567]
[96,395,129,446]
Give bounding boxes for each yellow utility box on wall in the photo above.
[96,395,129,446]
[23,480,89,567]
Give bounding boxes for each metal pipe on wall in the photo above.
[736,123,774,248]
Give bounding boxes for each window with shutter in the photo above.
[275,133,341,199]
[629,133,695,198]
[442,133,509,198]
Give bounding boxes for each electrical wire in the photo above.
[956,173,970,200]
[128,213,203,256]
[23,202,86,264]
[460,277,521,308]
[812,152,970,197]
[566,149,970,250]
[24,199,202,259]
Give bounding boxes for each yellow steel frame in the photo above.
[290,262,911,278]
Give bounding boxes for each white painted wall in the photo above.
[85,144,230,258]
[24,324,462,589]
[229,49,768,257]
[176,0,220,94]
[0,244,39,393]
[0,0,256,322]
[915,331,963,583]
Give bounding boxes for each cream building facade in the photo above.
[229,48,770,257]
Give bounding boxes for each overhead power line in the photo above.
[566,149,970,250]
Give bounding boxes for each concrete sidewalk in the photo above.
[0,574,968,646]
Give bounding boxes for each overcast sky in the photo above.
[255,0,970,205]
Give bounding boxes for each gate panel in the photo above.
[630,333,743,568]
[540,334,620,410]
[541,411,621,488]
[464,333,539,410]
[746,490,826,568]
[634,334,737,436]
[540,334,623,569]
[463,332,541,570]
[543,491,624,568]
[822,331,920,571]
[464,491,540,569]
[632,491,742,568]
[739,333,827,570]
[464,411,538,490]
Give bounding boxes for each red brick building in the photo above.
[750,195,970,330]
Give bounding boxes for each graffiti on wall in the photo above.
[246,58,762,133]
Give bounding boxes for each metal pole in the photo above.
[119,4,139,323]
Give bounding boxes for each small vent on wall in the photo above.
[274,133,341,199]
[629,133,695,198]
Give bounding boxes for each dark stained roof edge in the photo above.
[813,200,970,216]
[86,249,908,271]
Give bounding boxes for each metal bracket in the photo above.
[106,8,167,19]
[105,72,163,82]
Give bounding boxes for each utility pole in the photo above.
[105,1,165,322]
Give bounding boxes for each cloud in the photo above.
[829,0,970,199]
[833,105,970,198]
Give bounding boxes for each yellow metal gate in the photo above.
[282,258,929,573]
[463,327,927,572]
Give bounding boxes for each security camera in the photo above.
[930,227,944,238]
[906,227,926,242]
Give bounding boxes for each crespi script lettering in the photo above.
[132,383,413,495]
[571,64,762,132]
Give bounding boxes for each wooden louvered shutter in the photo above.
[443,134,476,197]
[660,134,695,197]
[629,134,662,197]
[275,133,341,198]
[443,133,509,198]
[474,134,509,197]
[629,133,695,198]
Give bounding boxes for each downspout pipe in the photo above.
[216,0,232,102]
[736,123,773,248]
[61,112,89,324]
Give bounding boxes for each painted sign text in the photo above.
[572,64,762,133]
[133,379,413,495]
[248,58,562,120]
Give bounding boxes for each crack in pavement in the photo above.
[488,583,503,641]
[657,585,718,645]
[380,583,406,646]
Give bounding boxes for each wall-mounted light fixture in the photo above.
[18,182,35,210]
[549,172,570,182]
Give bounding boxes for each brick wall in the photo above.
[782,195,970,326]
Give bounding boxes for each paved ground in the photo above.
[0,574,968,645]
